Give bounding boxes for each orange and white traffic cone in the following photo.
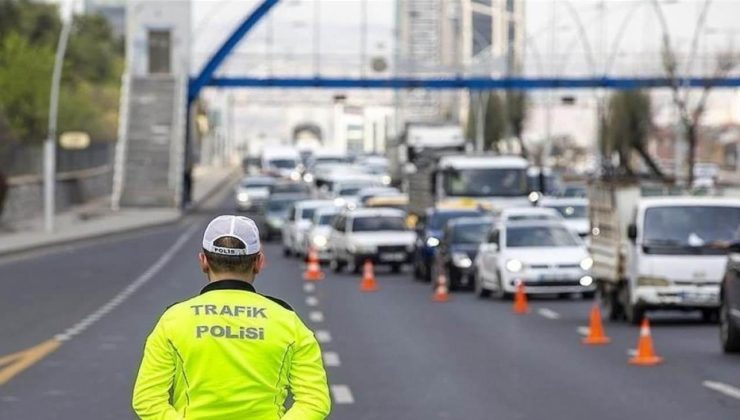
[303,248,324,282]
[582,304,611,345]
[513,281,529,314]
[432,272,450,302]
[629,318,663,366]
[359,260,379,292]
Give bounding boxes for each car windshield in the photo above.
[548,205,587,219]
[452,223,490,244]
[267,199,295,212]
[299,208,317,220]
[241,179,273,188]
[272,183,308,194]
[442,168,528,197]
[352,216,407,232]
[339,187,363,196]
[561,185,587,198]
[643,206,740,255]
[317,214,337,225]
[268,159,296,169]
[506,225,581,248]
[429,211,481,230]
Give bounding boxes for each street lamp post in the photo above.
[44,1,75,233]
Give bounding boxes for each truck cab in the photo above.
[590,181,740,323]
[433,155,531,210]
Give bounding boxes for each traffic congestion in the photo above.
[236,124,740,356]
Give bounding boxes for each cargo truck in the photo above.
[589,180,740,324]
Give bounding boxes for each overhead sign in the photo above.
[59,132,90,150]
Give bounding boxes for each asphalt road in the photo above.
[1,190,739,419]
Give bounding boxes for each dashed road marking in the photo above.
[306,296,319,307]
[577,326,590,337]
[0,224,199,386]
[537,308,561,320]
[703,380,740,401]
[627,349,638,357]
[309,311,324,322]
[323,351,341,367]
[315,330,332,343]
[331,385,355,404]
[303,283,316,293]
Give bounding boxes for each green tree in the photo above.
[603,90,665,179]
[505,90,528,158]
[484,92,506,152]
[0,32,54,143]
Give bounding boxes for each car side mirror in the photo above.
[627,224,637,242]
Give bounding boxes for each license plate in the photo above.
[540,274,567,281]
[678,292,717,303]
[380,253,406,262]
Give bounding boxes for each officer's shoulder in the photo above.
[259,294,294,312]
[163,295,199,314]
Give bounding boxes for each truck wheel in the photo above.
[391,263,402,274]
[625,302,645,325]
[720,294,740,353]
[702,309,719,323]
[330,256,344,273]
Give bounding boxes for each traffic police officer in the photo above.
[132,215,331,419]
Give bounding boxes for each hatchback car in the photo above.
[473,220,594,299]
[234,176,275,211]
[282,200,334,257]
[434,217,494,290]
[260,193,308,241]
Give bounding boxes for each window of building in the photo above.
[472,11,492,56]
[506,0,516,13]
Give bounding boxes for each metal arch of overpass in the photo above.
[188,0,740,103]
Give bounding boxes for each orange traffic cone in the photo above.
[582,304,611,345]
[432,272,450,302]
[303,248,324,282]
[629,318,663,366]
[359,260,379,292]
[513,281,529,314]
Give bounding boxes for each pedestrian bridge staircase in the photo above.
[112,75,186,208]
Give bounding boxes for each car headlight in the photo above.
[452,252,473,268]
[303,173,314,183]
[267,217,283,228]
[426,237,440,247]
[637,276,670,287]
[290,171,301,181]
[579,276,594,286]
[382,175,391,185]
[505,259,524,273]
[237,192,250,202]
[580,257,593,271]
[334,197,346,207]
[312,235,328,248]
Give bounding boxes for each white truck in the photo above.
[589,180,740,324]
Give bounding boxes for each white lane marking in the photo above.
[537,308,561,320]
[323,351,341,367]
[703,380,740,401]
[331,385,355,404]
[306,296,319,307]
[55,225,199,342]
[303,283,316,293]
[627,349,637,357]
[309,311,324,322]
[315,330,332,343]
[577,326,590,337]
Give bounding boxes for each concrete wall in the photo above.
[1,168,112,225]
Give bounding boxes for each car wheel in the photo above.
[347,258,361,275]
[493,271,512,300]
[283,247,291,257]
[413,261,422,280]
[474,271,491,298]
[330,256,344,273]
[391,263,402,274]
[720,293,740,353]
[447,267,461,291]
[582,291,596,300]
[600,286,623,321]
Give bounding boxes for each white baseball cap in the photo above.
[202,215,261,256]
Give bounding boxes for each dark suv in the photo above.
[434,217,493,291]
[720,241,740,353]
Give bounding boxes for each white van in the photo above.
[262,146,301,180]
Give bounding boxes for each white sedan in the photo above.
[473,220,594,299]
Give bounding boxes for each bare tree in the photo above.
[653,0,738,185]
[505,90,529,158]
